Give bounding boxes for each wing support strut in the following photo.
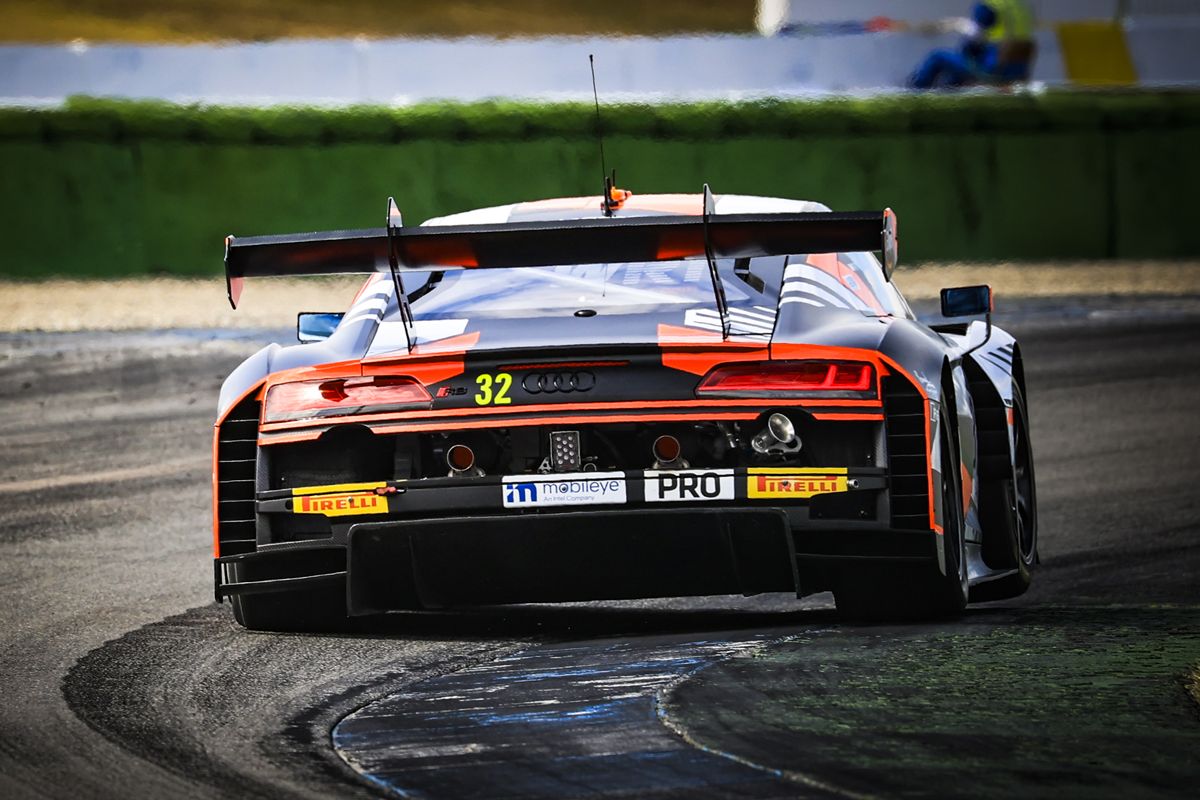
[701,184,731,339]
[385,197,416,353]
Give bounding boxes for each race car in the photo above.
[213,187,1037,631]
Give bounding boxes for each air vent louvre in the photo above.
[216,398,260,556]
[883,375,930,530]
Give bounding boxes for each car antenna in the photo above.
[590,54,617,217]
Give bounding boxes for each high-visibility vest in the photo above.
[985,0,1035,42]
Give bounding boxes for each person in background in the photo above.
[909,0,1036,89]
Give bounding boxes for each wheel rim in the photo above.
[1012,400,1037,564]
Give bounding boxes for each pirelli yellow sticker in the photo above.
[292,484,389,517]
[292,482,387,496]
[747,468,848,499]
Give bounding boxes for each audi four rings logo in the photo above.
[521,371,596,394]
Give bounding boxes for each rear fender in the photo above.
[875,318,954,538]
[963,321,1018,407]
[964,321,1020,478]
[961,324,1027,577]
[216,281,394,420]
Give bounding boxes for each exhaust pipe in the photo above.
[751,413,801,455]
[446,444,485,477]
[652,434,689,469]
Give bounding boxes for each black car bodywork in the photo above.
[212,190,1037,630]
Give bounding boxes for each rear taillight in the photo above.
[696,361,876,399]
[263,376,431,423]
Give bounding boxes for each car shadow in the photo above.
[327,594,841,642]
[323,598,1200,644]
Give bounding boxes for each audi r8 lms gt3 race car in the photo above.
[212,187,1038,631]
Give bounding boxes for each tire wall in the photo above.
[1,93,1197,277]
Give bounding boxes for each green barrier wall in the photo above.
[1,93,1197,277]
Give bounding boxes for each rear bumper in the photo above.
[216,503,938,614]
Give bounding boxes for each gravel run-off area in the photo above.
[2,261,1199,332]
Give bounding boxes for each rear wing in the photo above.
[224,188,898,344]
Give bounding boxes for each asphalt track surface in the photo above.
[1,296,1198,799]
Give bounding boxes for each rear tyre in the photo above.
[976,384,1038,600]
[835,407,968,621]
[927,418,971,616]
[227,560,350,633]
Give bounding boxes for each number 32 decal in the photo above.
[475,372,513,406]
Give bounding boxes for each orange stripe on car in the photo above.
[386,359,466,388]
[211,426,221,558]
[262,359,364,390]
[657,323,769,376]
[255,396,883,433]
[498,360,630,370]
[770,343,937,535]
[409,329,481,356]
[361,330,481,385]
[961,462,973,517]
[657,322,725,345]
[261,411,764,444]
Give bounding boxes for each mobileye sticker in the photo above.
[293,491,389,517]
[644,469,734,503]
[746,468,848,499]
[501,472,626,508]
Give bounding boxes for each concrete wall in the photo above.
[0,34,973,107]
[4,1,1199,108]
[4,18,1198,108]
